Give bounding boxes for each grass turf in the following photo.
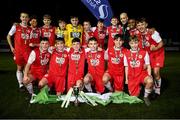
[0,52,180,119]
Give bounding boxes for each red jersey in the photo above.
[29,27,41,48]
[107,25,122,49]
[30,48,51,75]
[86,50,105,75]
[68,48,85,78]
[93,27,106,48]
[106,47,126,75]
[14,24,32,52]
[125,49,148,78]
[41,26,55,46]
[82,30,94,47]
[48,49,69,76]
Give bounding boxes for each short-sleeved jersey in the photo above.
[86,50,105,75]
[106,25,122,49]
[105,47,126,75]
[48,49,69,76]
[29,27,41,47]
[124,49,150,77]
[9,24,32,51]
[28,48,51,75]
[66,24,83,47]
[82,30,94,47]
[68,48,85,77]
[55,27,68,46]
[93,27,107,49]
[41,26,55,46]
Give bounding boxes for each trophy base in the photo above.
[74,99,79,106]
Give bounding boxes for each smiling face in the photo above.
[114,37,124,48]
[136,21,148,33]
[120,13,128,25]
[40,40,49,52]
[56,40,65,51]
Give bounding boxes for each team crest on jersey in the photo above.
[130,60,140,68]
[139,55,142,59]
[41,58,49,65]
[111,57,120,64]
[21,33,29,40]
[31,32,38,38]
[71,32,81,38]
[71,54,80,60]
[97,54,101,58]
[56,57,65,65]
[120,54,123,57]
[44,32,51,37]
[90,59,99,66]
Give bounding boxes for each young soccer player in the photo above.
[103,34,126,92]
[40,14,55,47]
[92,19,107,49]
[82,20,94,48]
[106,17,122,49]
[29,15,41,49]
[55,19,68,46]
[23,37,50,96]
[83,37,105,94]
[67,38,85,91]
[124,36,153,106]
[39,37,69,97]
[136,18,165,95]
[66,16,83,47]
[7,12,32,90]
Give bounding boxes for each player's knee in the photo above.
[84,76,90,84]
[146,77,154,87]
[102,75,109,84]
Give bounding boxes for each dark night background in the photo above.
[0,0,179,42]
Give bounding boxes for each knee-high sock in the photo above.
[26,83,33,94]
[16,70,23,88]
[144,88,152,98]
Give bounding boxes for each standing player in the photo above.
[55,19,68,46]
[136,18,165,96]
[93,19,107,49]
[66,16,83,47]
[23,37,50,97]
[103,34,126,92]
[7,12,32,90]
[124,36,153,106]
[41,14,55,48]
[39,37,69,97]
[106,17,122,49]
[83,37,105,94]
[82,20,94,48]
[29,15,41,49]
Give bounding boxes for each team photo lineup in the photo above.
[6,11,165,106]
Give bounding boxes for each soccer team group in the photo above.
[6,12,165,106]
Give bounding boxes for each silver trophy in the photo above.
[73,86,79,106]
